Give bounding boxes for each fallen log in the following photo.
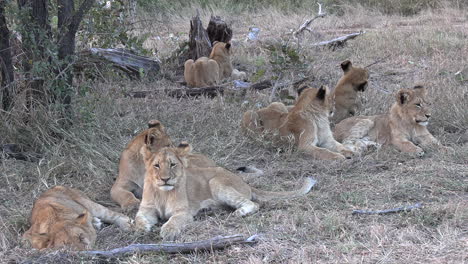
[75,48,160,79]
[352,203,423,215]
[313,31,366,49]
[81,234,259,258]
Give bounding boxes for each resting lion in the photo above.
[111,120,215,210]
[23,186,131,250]
[184,41,246,87]
[331,60,369,123]
[334,85,449,156]
[241,86,354,160]
[135,143,314,240]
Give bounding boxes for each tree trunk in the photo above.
[206,15,232,44]
[188,12,212,61]
[0,1,14,111]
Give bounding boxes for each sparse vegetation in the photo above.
[1,1,467,263]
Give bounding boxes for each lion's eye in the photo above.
[415,103,422,108]
[154,164,160,169]
[170,163,177,168]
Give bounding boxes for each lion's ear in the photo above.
[213,41,219,46]
[316,85,328,101]
[144,133,155,147]
[413,84,427,96]
[147,120,162,129]
[225,43,231,50]
[76,211,90,225]
[176,142,192,157]
[397,89,412,105]
[341,60,352,73]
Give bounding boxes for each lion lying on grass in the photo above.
[241,86,354,160]
[23,186,131,250]
[184,41,246,87]
[334,85,450,156]
[134,142,314,240]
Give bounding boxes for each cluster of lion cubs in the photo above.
[23,42,450,251]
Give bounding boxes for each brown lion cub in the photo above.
[334,85,449,156]
[241,86,355,160]
[111,120,215,210]
[332,60,369,123]
[23,186,131,250]
[184,42,245,87]
[135,143,314,241]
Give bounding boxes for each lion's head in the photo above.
[393,85,432,126]
[210,41,233,79]
[295,86,335,117]
[339,60,369,92]
[143,143,192,191]
[142,120,173,153]
[24,211,96,250]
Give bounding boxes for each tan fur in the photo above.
[331,60,369,123]
[135,143,314,240]
[184,42,245,87]
[241,86,355,160]
[111,120,215,210]
[334,85,448,156]
[23,186,130,250]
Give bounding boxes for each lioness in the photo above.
[334,85,448,156]
[331,60,370,123]
[135,143,314,240]
[23,186,131,250]
[111,120,215,210]
[184,41,246,87]
[241,86,354,160]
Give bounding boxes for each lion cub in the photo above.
[184,41,245,87]
[135,143,314,241]
[334,85,449,156]
[332,60,369,124]
[241,86,354,160]
[24,186,131,250]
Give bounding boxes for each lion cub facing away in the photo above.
[241,86,354,160]
[184,41,246,87]
[111,120,215,210]
[331,60,370,124]
[135,143,314,241]
[23,186,131,250]
[334,85,449,156]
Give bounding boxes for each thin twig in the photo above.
[365,54,392,68]
[352,203,423,215]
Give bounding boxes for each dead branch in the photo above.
[0,144,42,162]
[75,48,160,79]
[293,3,326,39]
[206,15,232,44]
[81,234,259,258]
[352,203,423,215]
[312,31,366,49]
[188,10,212,60]
[365,54,392,68]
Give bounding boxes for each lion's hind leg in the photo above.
[342,119,378,155]
[209,178,259,217]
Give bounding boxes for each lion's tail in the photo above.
[251,177,316,202]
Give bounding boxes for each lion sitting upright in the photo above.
[241,86,354,160]
[334,84,449,156]
[184,41,245,87]
[331,60,369,124]
[23,186,131,250]
[111,120,215,210]
[135,142,314,241]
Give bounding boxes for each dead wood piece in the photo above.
[0,144,41,162]
[293,3,326,39]
[313,31,366,49]
[188,11,212,60]
[81,234,258,258]
[76,48,160,78]
[206,15,232,44]
[352,203,423,215]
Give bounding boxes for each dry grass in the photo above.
[1,4,468,264]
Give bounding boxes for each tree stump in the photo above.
[188,12,212,61]
[206,15,232,44]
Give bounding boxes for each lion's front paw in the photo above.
[135,215,152,232]
[121,198,141,211]
[117,216,133,231]
[330,153,346,160]
[160,223,182,241]
[340,148,355,159]
[412,147,425,157]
